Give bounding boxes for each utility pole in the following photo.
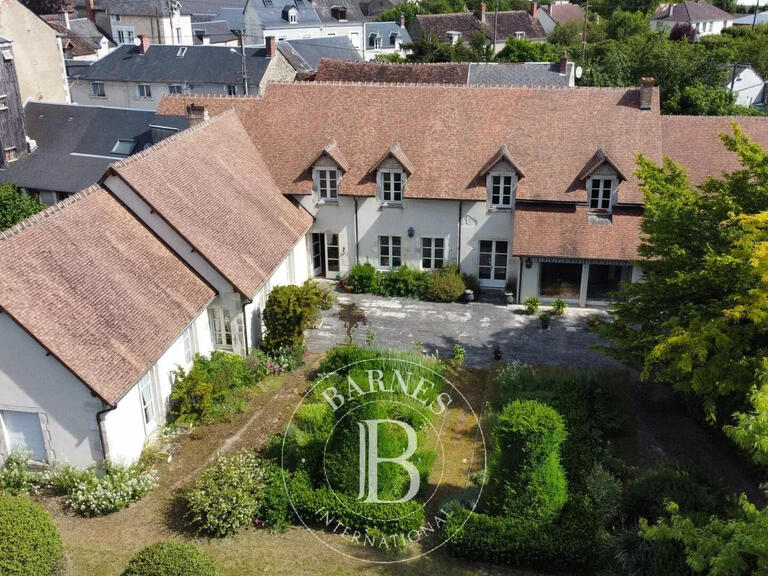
[752,0,760,30]
[582,0,589,63]
[233,31,248,95]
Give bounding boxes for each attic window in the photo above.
[3,147,18,163]
[0,95,7,110]
[194,29,205,41]
[331,5,347,20]
[288,7,298,22]
[295,0,304,5]
[1,49,13,61]
[176,46,187,57]
[111,139,136,156]
[588,177,615,213]
[389,31,398,45]
[447,31,461,44]
[515,31,525,39]
[369,32,382,49]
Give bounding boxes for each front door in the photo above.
[478,240,509,288]
[311,233,325,277]
[325,233,340,276]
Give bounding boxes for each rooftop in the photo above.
[245,0,322,28]
[540,2,585,24]
[412,9,546,44]
[278,36,361,72]
[312,0,365,23]
[651,0,733,22]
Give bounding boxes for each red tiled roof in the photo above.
[109,110,313,298]
[0,187,214,404]
[157,83,662,204]
[315,59,469,84]
[48,21,97,57]
[513,204,643,261]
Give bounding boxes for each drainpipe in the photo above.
[96,403,117,463]
[457,200,463,267]
[354,197,359,264]
[241,297,252,355]
[516,257,522,304]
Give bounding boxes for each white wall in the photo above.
[268,25,322,40]
[70,80,243,110]
[652,18,731,36]
[0,314,103,468]
[728,67,765,107]
[322,22,363,54]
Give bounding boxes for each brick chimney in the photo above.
[266,35,276,57]
[399,12,405,28]
[479,1,486,23]
[138,34,150,54]
[86,0,95,22]
[559,52,568,74]
[530,0,538,17]
[186,104,208,127]
[640,77,655,110]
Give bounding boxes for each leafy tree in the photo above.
[606,9,650,40]
[496,37,563,63]
[548,20,584,46]
[0,184,44,231]
[670,22,698,42]
[465,0,531,11]
[405,32,490,62]
[596,127,768,464]
[664,83,735,115]
[711,0,736,14]
[19,0,66,14]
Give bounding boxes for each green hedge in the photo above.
[263,281,333,351]
[121,541,217,576]
[0,494,62,576]
[347,263,468,302]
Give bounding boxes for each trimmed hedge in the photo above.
[347,263,468,302]
[121,541,217,576]
[0,494,62,576]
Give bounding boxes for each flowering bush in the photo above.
[0,451,37,495]
[36,463,93,495]
[245,345,304,379]
[65,462,157,517]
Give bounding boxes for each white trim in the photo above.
[378,168,404,205]
[587,176,617,213]
[378,234,402,269]
[486,171,516,209]
[420,235,448,270]
[313,166,339,202]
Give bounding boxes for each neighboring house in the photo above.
[0,101,187,205]
[276,36,362,75]
[359,0,403,17]
[364,19,410,61]
[0,0,70,103]
[156,80,768,309]
[45,14,113,60]
[650,1,733,36]
[724,64,765,107]
[242,0,323,45]
[190,18,240,45]
[314,0,364,53]
[314,56,575,86]
[410,2,547,52]
[0,39,29,169]
[732,10,768,25]
[67,38,290,109]
[77,0,194,45]
[536,1,585,35]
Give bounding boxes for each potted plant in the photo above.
[539,312,551,329]
[523,296,541,315]
[309,311,323,329]
[464,289,475,303]
[551,298,568,316]
[504,279,515,304]
[493,344,502,360]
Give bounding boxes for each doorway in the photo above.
[311,233,325,277]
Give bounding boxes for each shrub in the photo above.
[585,464,622,525]
[486,400,567,525]
[245,345,305,380]
[121,541,217,576]
[348,262,378,293]
[185,452,278,537]
[263,281,326,351]
[0,494,62,576]
[377,266,429,299]
[452,344,466,365]
[301,279,335,311]
[551,298,568,316]
[36,463,93,495]
[623,461,731,524]
[0,451,36,495]
[462,273,481,297]
[66,462,157,517]
[523,296,541,314]
[425,266,466,302]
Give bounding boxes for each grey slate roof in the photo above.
[0,36,9,43]
[66,44,270,85]
[68,17,108,44]
[313,0,365,23]
[246,0,321,28]
[191,19,239,43]
[733,10,768,25]
[277,35,361,72]
[365,21,411,44]
[651,0,732,22]
[89,0,178,16]
[359,0,402,16]
[468,62,573,86]
[0,102,187,194]
[217,6,246,29]
[182,0,246,15]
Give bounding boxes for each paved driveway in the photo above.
[306,291,620,369]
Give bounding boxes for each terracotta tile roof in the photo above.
[48,21,97,57]
[157,83,661,204]
[310,140,350,172]
[315,59,469,84]
[0,187,214,404]
[411,10,546,44]
[577,148,628,182]
[662,116,768,185]
[109,110,313,298]
[541,2,585,24]
[512,203,643,261]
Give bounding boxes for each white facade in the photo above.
[108,12,194,45]
[651,16,732,36]
[322,22,363,53]
[726,66,765,107]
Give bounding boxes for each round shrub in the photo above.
[425,266,466,302]
[121,541,216,576]
[0,494,62,576]
[263,282,326,351]
[486,400,567,525]
[348,262,378,293]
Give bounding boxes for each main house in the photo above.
[2,80,767,469]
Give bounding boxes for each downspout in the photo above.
[457,200,463,267]
[516,257,522,304]
[354,197,359,264]
[241,297,252,355]
[96,403,117,463]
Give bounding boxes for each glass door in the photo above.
[311,233,325,277]
[478,240,508,287]
[326,233,340,275]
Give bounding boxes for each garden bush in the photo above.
[36,463,94,495]
[462,273,480,297]
[0,451,36,495]
[377,265,429,299]
[425,266,465,302]
[185,452,280,537]
[0,494,62,576]
[348,262,378,293]
[245,345,304,380]
[121,541,217,576]
[66,461,157,517]
[485,400,567,525]
[551,298,568,316]
[523,296,541,314]
[263,281,330,351]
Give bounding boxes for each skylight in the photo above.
[295,0,304,6]
[176,46,187,57]
[111,139,136,156]
[263,0,273,6]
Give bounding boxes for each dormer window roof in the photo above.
[331,5,347,20]
[577,148,627,182]
[478,144,525,179]
[284,5,298,22]
[307,140,349,173]
[370,142,413,176]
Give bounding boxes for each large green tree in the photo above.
[0,184,44,231]
[596,127,768,464]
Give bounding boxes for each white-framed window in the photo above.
[227,84,237,96]
[3,147,18,164]
[316,168,338,200]
[0,410,47,462]
[478,239,508,283]
[181,324,197,364]
[135,83,152,99]
[138,371,156,427]
[90,81,106,97]
[208,307,233,349]
[168,84,183,94]
[515,31,525,39]
[421,237,445,270]
[115,26,135,45]
[379,169,403,204]
[326,232,340,273]
[0,95,7,110]
[176,27,182,43]
[288,8,298,23]
[488,173,515,208]
[588,177,614,213]
[379,235,401,268]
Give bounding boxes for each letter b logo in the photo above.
[357,419,420,504]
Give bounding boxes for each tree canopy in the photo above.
[0,184,44,231]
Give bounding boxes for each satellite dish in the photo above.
[133,37,142,47]
[575,65,583,79]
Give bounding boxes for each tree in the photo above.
[495,37,563,63]
[670,22,698,42]
[606,10,650,40]
[0,184,44,231]
[664,83,735,115]
[20,0,66,14]
[405,32,489,62]
[595,127,768,464]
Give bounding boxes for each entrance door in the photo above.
[478,240,508,287]
[311,233,325,277]
[325,233,340,276]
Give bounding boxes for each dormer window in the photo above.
[288,7,298,22]
[379,169,403,204]
[489,173,515,208]
[389,31,398,45]
[369,32,382,49]
[331,5,347,20]
[588,177,615,213]
[316,168,338,201]
[479,144,523,210]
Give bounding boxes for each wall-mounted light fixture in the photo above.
[525,257,533,269]
[408,227,415,238]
